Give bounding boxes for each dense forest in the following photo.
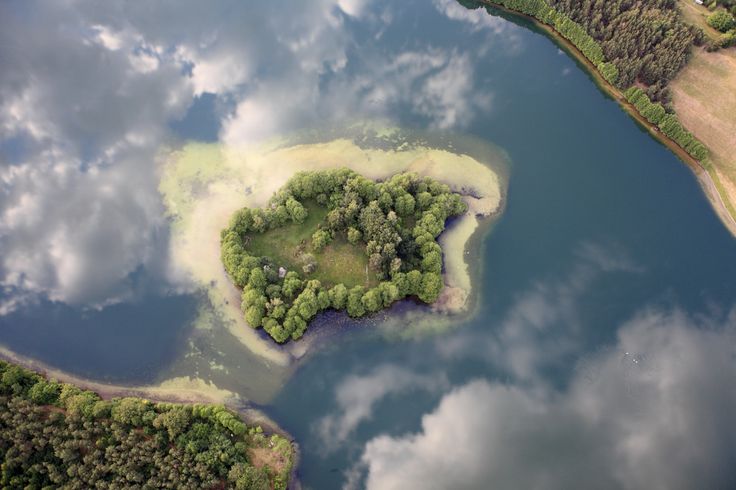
[546,0,700,96]
[0,360,293,489]
[221,169,467,343]
[714,0,736,14]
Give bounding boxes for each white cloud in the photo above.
[437,242,641,383]
[433,0,509,34]
[0,0,515,311]
[0,3,193,309]
[315,365,448,452]
[338,0,369,18]
[353,309,736,490]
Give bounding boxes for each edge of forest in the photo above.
[479,0,736,237]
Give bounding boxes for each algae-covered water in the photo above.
[1,1,736,488]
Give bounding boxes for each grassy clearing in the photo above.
[671,48,736,223]
[245,202,374,289]
[677,0,724,42]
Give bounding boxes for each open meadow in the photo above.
[671,47,736,221]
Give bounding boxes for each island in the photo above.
[0,360,294,489]
[221,169,468,343]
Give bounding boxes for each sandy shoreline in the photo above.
[0,344,293,437]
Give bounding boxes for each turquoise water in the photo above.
[1,1,735,488]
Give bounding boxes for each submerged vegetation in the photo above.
[0,360,293,489]
[221,168,468,343]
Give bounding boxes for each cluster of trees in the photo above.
[477,0,619,83]
[713,0,736,11]
[463,1,712,162]
[707,9,736,47]
[625,87,709,160]
[221,168,467,343]
[0,360,293,489]
[472,0,698,92]
[625,86,667,125]
[547,0,700,90]
[708,9,736,31]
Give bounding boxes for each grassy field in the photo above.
[670,47,736,223]
[245,202,375,289]
[677,0,725,42]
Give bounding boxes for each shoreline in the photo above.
[479,1,736,238]
[0,346,303,489]
[0,345,291,440]
[162,132,508,363]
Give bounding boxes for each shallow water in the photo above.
[1,1,736,488]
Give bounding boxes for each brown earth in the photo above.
[670,47,736,232]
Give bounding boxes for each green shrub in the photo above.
[708,10,736,32]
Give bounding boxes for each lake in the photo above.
[1,1,735,488]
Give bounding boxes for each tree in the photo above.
[418,272,443,303]
[111,398,151,427]
[248,268,267,291]
[347,227,362,244]
[28,380,61,405]
[281,272,303,299]
[154,407,191,440]
[329,284,348,309]
[394,193,416,216]
[421,250,442,274]
[285,197,307,223]
[406,270,423,296]
[361,288,382,313]
[378,281,400,306]
[312,229,331,251]
[347,286,366,317]
[230,463,270,490]
[708,10,736,32]
[245,304,265,328]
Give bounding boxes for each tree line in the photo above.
[469,0,620,84]
[0,360,293,489]
[547,0,701,91]
[625,87,708,160]
[464,0,711,162]
[707,7,736,47]
[221,168,467,343]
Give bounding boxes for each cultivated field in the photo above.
[671,47,736,223]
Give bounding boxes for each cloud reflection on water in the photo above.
[0,0,521,313]
[343,292,736,489]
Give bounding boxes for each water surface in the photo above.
[1,1,735,488]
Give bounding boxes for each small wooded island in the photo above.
[221,168,468,343]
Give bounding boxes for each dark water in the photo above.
[266,4,736,489]
[1,1,735,488]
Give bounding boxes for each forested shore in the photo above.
[0,359,294,489]
[466,0,710,163]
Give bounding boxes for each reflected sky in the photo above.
[2,1,736,489]
[0,0,519,311]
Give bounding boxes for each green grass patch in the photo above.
[245,202,374,289]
